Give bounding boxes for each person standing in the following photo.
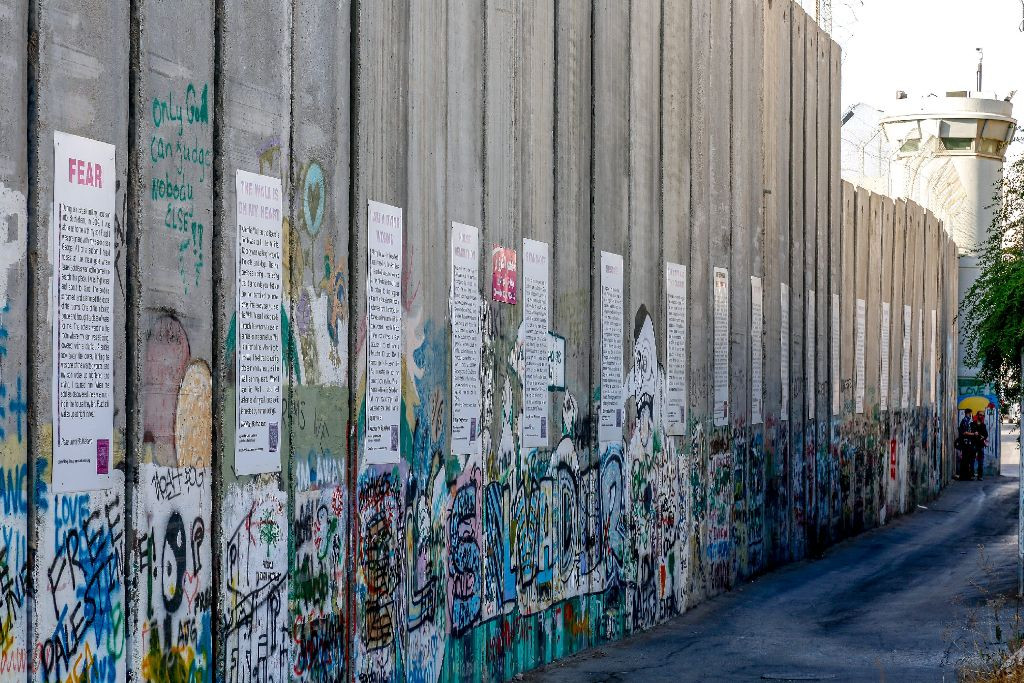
[958,409,976,481]
[973,410,990,480]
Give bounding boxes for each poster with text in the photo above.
[831,294,840,415]
[781,283,790,420]
[52,131,117,492]
[901,305,912,409]
[713,267,729,427]
[880,302,891,412]
[235,170,284,475]
[751,276,764,425]
[916,310,923,408]
[522,239,549,446]
[855,298,866,414]
[491,246,517,304]
[451,222,481,455]
[666,263,688,434]
[365,200,404,463]
[929,309,936,404]
[806,289,815,418]
[599,251,624,443]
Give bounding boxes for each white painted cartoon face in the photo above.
[631,306,657,448]
[562,392,578,438]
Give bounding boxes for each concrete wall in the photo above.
[0,0,28,677]
[28,1,130,681]
[1,1,958,681]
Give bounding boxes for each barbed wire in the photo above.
[796,0,864,60]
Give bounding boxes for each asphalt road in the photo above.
[526,428,1022,682]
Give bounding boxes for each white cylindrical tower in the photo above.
[880,92,1016,378]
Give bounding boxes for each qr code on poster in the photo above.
[269,423,279,452]
[96,439,109,475]
[391,425,399,451]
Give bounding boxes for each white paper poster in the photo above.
[234,170,284,475]
[901,305,912,409]
[831,293,840,415]
[806,289,815,418]
[713,268,730,427]
[599,252,624,443]
[523,239,550,446]
[451,222,481,455]
[365,200,404,463]
[781,283,790,420]
[666,263,688,435]
[855,298,866,414]
[880,302,891,412]
[929,309,937,404]
[921,313,929,409]
[751,276,764,425]
[52,131,117,492]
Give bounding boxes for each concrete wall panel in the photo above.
[813,25,830,552]
[906,202,926,504]
[707,0,734,594]
[128,0,216,678]
[761,0,791,570]
[865,193,881,529]
[687,0,713,602]
[839,182,856,534]
[733,0,765,581]
[0,0,28,675]
[213,0,293,680]
[878,196,895,522]
[827,37,842,541]
[890,200,908,514]
[591,0,630,635]
[800,14,817,554]
[662,0,693,599]
[853,185,869,531]
[287,0,352,680]
[788,6,806,560]
[29,1,130,680]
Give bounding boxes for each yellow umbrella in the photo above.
[958,396,993,413]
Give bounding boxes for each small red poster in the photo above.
[491,246,517,304]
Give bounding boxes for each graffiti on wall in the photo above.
[135,313,215,681]
[136,464,212,682]
[38,483,127,683]
[150,82,211,292]
[221,484,289,683]
[0,183,28,677]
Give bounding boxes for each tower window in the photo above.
[941,137,974,151]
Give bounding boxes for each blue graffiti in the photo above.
[483,482,516,609]
[8,376,25,443]
[0,463,27,515]
[34,458,49,512]
[448,481,481,635]
[42,492,124,682]
[600,444,625,591]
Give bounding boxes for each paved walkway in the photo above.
[526,429,1022,682]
